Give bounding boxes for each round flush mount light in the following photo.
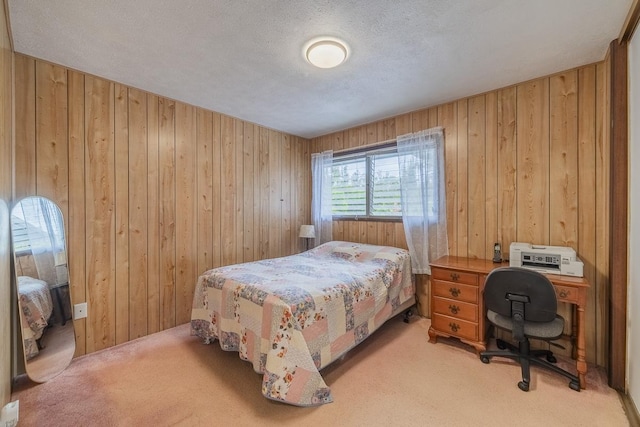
[304,37,349,69]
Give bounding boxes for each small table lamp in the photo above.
[299,225,316,251]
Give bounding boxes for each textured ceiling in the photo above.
[7,0,633,139]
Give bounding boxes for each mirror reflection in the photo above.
[11,196,75,382]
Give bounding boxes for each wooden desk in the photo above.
[427,256,589,389]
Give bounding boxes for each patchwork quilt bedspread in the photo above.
[18,275,53,359]
[191,241,415,406]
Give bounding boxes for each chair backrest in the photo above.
[484,267,558,322]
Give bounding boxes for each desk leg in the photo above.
[576,304,587,389]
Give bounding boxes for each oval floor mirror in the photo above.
[10,196,76,382]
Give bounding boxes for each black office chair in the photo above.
[479,267,580,392]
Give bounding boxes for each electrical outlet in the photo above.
[0,400,19,427]
[74,302,87,319]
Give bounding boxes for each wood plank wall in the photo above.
[311,62,610,367]
[13,53,311,356]
[0,0,12,406]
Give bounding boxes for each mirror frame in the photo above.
[10,196,76,382]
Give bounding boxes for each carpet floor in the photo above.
[12,316,629,426]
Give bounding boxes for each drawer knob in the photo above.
[450,273,460,281]
[448,322,460,333]
[449,287,461,297]
[448,304,460,314]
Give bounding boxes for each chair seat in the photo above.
[487,309,565,340]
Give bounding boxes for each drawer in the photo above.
[554,285,579,304]
[431,313,478,341]
[432,296,478,322]
[432,280,478,304]
[432,268,478,286]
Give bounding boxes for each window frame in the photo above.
[331,143,403,221]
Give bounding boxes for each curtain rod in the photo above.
[331,137,397,155]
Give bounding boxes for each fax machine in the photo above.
[509,242,584,277]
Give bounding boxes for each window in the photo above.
[11,199,65,255]
[331,146,402,219]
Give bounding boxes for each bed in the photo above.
[191,241,415,406]
[17,275,54,360]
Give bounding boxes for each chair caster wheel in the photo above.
[497,339,507,350]
[547,354,557,363]
[480,356,490,364]
[569,381,581,391]
[518,381,530,392]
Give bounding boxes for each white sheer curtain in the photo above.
[311,150,333,246]
[397,127,448,274]
[19,197,67,285]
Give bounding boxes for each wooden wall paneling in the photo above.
[549,71,579,248]
[128,88,148,339]
[350,126,363,149]
[411,108,429,132]
[146,93,160,335]
[84,76,116,352]
[35,62,68,207]
[296,136,309,252]
[196,109,213,274]
[268,129,282,257]
[258,126,270,258]
[281,134,292,255]
[345,219,357,244]
[497,87,517,256]
[158,98,176,331]
[485,92,499,258]
[290,135,299,254]
[439,103,458,256]
[332,220,344,244]
[395,113,412,136]
[312,134,325,153]
[357,221,367,244]
[467,95,486,259]
[294,136,305,253]
[377,118,395,140]
[234,119,244,263]
[549,72,579,352]
[516,78,550,244]
[114,84,130,344]
[211,113,222,268]
[594,61,609,367]
[175,102,197,325]
[365,123,377,149]
[220,115,236,266]
[578,65,598,364]
[243,122,256,261]
[14,55,36,198]
[67,70,86,356]
[394,222,407,251]
[456,99,469,257]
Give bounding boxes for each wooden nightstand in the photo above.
[428,259,488,352]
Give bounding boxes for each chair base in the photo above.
[480,338,580,392]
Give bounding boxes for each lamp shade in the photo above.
[299,225,316,239]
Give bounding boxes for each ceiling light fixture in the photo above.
[305,37,348,69]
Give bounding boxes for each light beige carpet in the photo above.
[12,316,629,426]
